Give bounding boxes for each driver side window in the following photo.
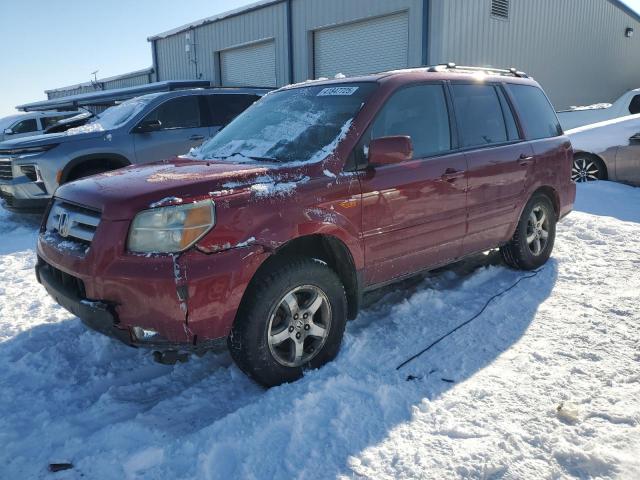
[12,118,39,134]
[143,96,201,130]
[371,84,452,159]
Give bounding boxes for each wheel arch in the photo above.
[60,153,131,184]
[246,234,361,320]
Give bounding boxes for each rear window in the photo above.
[451,84,510,148]
[507,84,562,140]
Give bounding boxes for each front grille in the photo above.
[38,258,86,299]
[46,200,102,244]
[0,158,12,181]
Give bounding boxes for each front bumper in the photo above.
[0,173,51,213]
[36,219,270,347]
[35,256,229,351]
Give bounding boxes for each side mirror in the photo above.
[135,119,162,133]
[3,128,14,135]
[368,136,413,167]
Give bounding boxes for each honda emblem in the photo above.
[57,212,71,238]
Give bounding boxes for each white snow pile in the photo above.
[568,103,612,111]
[223,174,310,198]
[0,182,639,479]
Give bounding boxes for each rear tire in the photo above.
[501,194,556,271]
[228,255,348,388]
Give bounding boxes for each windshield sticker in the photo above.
[317,87,359,97]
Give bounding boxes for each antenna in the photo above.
[90,70,104,91]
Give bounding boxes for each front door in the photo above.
[449,82,533,254]
[133,95,210,164]
[359,83,468,286]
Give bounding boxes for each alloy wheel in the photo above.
[572,157,601,182]
[526,205,550,256]
[267,285,332,368]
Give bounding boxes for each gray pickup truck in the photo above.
[0,87,269,212]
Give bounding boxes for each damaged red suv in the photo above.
[36,65,575,387]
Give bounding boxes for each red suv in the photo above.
[36,65,575,387]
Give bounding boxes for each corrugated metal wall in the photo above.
[46,70,152,100]
[154,2,289,85]
[290,0,424,82]
[429,0,640,109]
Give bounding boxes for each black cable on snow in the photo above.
[396,268,543,372]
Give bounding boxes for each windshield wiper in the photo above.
[211,153,280,163]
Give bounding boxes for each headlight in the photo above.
[127,200,215,253]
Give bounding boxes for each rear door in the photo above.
[450,82,534,255]
[133,95,210,163]
[359,83,468,286]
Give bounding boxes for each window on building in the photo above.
[370,84,451,159]
[451,84,509,148]
[507,84,562,140]
[144,96,201,130]
[629,95,640,115]
[206,94,260,127]
[11,118,39,134]
[491,0,510,19]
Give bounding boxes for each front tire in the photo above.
[228,256,348,387]
[501,194,556,271]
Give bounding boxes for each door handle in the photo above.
[519,153,534,166]
[190,135,205,141]
[440,168,465,182]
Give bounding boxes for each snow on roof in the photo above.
[147,0,283,41]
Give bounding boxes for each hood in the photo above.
[55,158,312,221]
[0,129,107,151]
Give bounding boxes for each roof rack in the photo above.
[427,63,529,78]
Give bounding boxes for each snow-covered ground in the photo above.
[0,182,638,479]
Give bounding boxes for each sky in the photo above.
[1,0,640,117]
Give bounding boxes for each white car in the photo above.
[557,88,640,130]
[567,114,640,185]
[0,111,80,142]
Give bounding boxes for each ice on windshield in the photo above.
[65,93,160,135]
[194,83,377,164]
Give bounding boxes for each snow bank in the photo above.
[0,182,639,478]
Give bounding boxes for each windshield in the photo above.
[195,83,377,163]
[65,94,160,135]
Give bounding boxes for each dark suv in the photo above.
[36,65,575,387]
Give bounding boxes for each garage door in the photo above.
[314,12,409,79]
[221,41,277,88]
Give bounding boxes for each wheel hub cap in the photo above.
[526,205,550,257]
[267,285,332,368]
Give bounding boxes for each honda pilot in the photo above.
[36,65,576,387]
[0,88,268,212]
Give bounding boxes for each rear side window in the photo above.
[451,84,509,148]
[12,118,39,134]
[144,96,201,130]
[207,95,259,126]
[371,84,451,158]
[507,84,562,139]
[629,95,640,115]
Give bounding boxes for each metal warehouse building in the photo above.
[44,0,640,110]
